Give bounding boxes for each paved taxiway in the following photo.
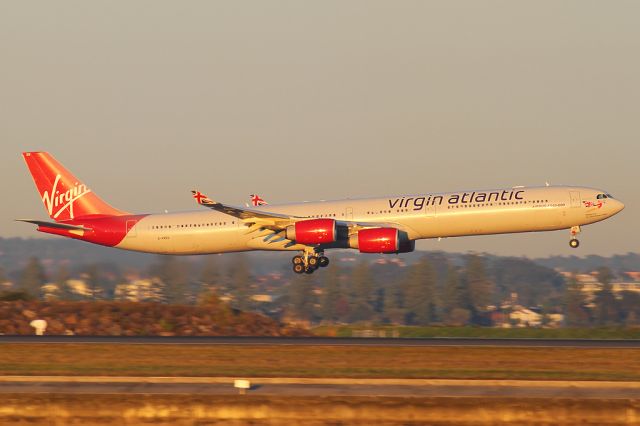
[1,335,640,348]
[1,377,639,399]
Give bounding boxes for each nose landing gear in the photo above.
[569,226,581,249]
[292,249,330,274]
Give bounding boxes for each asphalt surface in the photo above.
[1,378,639,399]
[1,335,640,347]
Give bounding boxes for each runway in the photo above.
[1,335,640,348]
[1,377,640,399]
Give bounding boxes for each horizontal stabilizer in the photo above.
[15,219,91,231]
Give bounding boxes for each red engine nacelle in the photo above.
[349,228,415,254]
[286,218,337,245]
[352,228,400,253]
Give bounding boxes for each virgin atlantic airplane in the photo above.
[19,152,624,274]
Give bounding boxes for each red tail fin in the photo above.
[22,152,128,221]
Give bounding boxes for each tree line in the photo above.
[5,253,640,327]
[289,254,524,326]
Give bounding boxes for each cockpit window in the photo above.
[596,194,606,199]
[606,193,614,199]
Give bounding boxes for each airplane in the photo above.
[19,152,624,274]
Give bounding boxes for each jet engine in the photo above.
[349,228,415,253]
[286,219,337,244]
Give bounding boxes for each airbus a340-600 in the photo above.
[19,152,624,274]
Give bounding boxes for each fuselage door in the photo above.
[570,191,581,208]
[346,207,353,221]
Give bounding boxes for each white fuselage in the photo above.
[117,186,624,255]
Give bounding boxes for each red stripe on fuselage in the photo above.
[38,214,148,247]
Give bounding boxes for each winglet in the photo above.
[191,190,215,206]
[249,194,268,206]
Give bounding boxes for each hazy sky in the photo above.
[1,1,638,257]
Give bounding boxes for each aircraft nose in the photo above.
[612,199,625,214]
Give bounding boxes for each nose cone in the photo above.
[611,199,625,215]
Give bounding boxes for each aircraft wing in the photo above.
[191,191,293,221]
[191,191,411,234]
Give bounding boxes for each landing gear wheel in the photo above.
[308,256,319,268]
[293,264,305,274]
[569,239,580,249]
[319,256,329,267]
[292,256,304,265]
[304,267,315,274]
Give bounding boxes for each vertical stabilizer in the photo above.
[22,152,128,221]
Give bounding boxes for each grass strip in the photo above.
[1,344,640,381]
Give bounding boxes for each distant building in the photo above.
[574,273,599,284]
[509,307,542,327]
[114,279,163,302]
[576,281,640,303]
[623,272,640,281]
[66,279,92,297]
[41,282,59,300]
[493,299,564,328]
[546,313,564,328]
[560,271,640,302]
[250,294,273,303]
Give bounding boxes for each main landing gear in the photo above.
[569,225,581,249]
[292,249,330,274]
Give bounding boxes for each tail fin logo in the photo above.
[41,174,92,219]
